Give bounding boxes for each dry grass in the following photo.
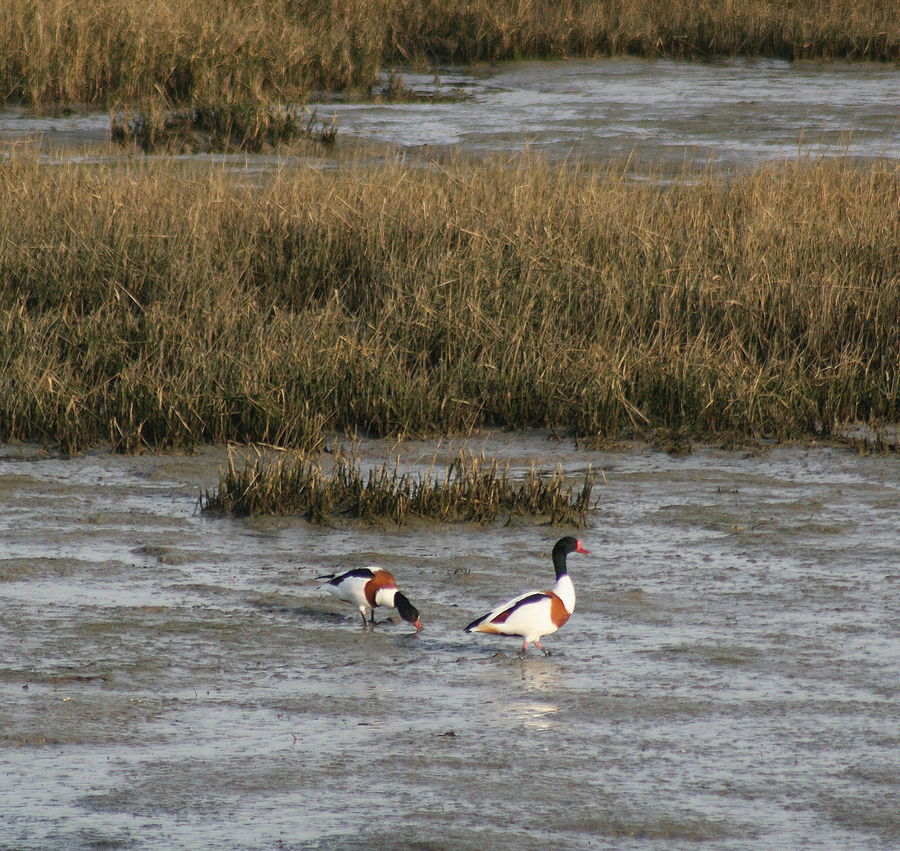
[383,0,899,64]
[0,0,383,105]
[1,0,896,108]
[0,154,897,453]
[202,447,596,523]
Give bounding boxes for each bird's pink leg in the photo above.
[534,640,552,657]
[517,640,529,659]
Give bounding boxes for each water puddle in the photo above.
[1,434,898,847]
[2,58,897,173]
[311,58,900,169]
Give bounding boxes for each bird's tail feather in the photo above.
[464,612,491,632]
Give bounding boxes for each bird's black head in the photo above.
[555,536,591,556]
[395,592,423,630]
[552,536,590,579]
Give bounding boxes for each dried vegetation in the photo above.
[1,0,896,109]
[1,155,896,454]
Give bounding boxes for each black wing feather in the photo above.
[464,592,547,631]
[317,567,376,585]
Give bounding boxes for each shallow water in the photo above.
[2,57,897,172]
[318,57,900,169]
[1,435,898,849]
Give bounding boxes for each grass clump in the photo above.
[0,155,896,452]
[202,448,597,525]
[1,0,896,109]
[110,102,336,153]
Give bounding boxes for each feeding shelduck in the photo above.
[318,566,423,630]
[464,536,590,656]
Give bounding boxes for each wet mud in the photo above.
[1,434,898,848]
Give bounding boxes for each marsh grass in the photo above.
[383,0,899,64]
[0,0,384,105]
[0,154,897,453]
[110,102,337,153]
[1,0,896,108]
[202,448,596,524]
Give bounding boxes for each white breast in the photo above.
[553,575,575,614]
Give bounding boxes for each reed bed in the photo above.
[0,155,897,453]
[383,0,899,64]
[1,0,896,108]
[0,0,383,105]
[202,448,596,524]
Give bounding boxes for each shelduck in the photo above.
[318,567,423,630]
[464,537,590,656]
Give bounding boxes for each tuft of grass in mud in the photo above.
[110,102,337,153]
[0,154,897,453]
[370,71,469,104]
[1,0,897,109]
[202,448,596,525]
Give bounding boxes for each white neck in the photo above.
[374,587,397,608]
[553,574,576,613]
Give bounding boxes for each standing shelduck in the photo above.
[318,567,423,630]
[464,537,589,656]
